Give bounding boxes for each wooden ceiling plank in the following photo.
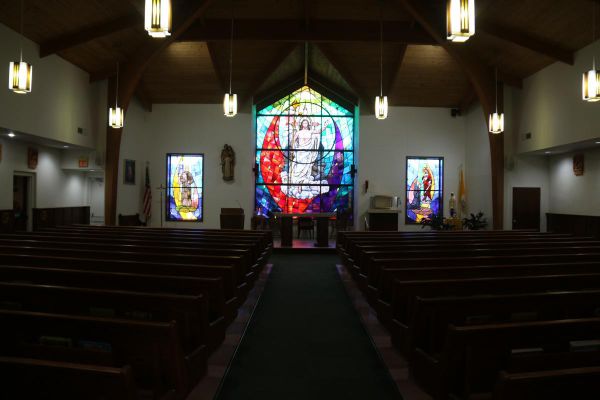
[240,43,300,107]
[497,70,523,89]
[206,42,229,94]
[105,0,217,226]
[384,44,407,95]
[179,19,437,44]
[40,14,141,58]
[316,43,373,112]
[135,80,153,112]
[395,0,504,230]
[480,21,574,65]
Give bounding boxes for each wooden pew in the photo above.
[0,356,139,400]
[493,367,600,400]
[0,281,211,374]
[408,289,600,358]
[0,254,240,309]
[432,318,600,400]
[0,264,233,325]
[0,244,253,292]
[0,309,189,399]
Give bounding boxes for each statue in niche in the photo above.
[221,144,235,181]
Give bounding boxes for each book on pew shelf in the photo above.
[465,314,493,325]
[510,347,544,355]
[39,336,73,348]
[125,310,154,321]
[0,301,23,310]
[78,340,112,352]
[570,340,600,352]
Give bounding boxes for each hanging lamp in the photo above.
[223,0,237,117]
[489,68,504,134]
[109,63,124,129]
[145,0,171,38]
[375,5,388,120]
[583,2,600,102]
[447,0,475,43]
[9,0,32,94]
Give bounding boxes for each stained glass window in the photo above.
[255,85,355,215]
[406,157,444,224]
[166,153,204,221]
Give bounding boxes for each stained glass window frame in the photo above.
[405,156,444,225]
[254,85,356,216]
[165,153,205,222]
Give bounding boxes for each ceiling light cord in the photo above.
[228,0,234,95]
[115,62,119,107]
[379,3,383,98]
[19,0,24,62]
[304,42,308,86]
[495,67,498,113]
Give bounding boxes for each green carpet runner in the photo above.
[216,253,402,400]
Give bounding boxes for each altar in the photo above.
[272,212,335,247]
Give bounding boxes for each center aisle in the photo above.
[215,253,402,400]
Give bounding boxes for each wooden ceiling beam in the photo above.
[104,0,216,226]
[479,21,574,65]
[395,0,504,230]
[179,19,437,44]
[241,43,300,107]
[39,14,141,57]
[316,43,373,112]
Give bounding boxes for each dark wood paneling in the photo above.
[547,213,600,238]
[0,210,15,234]
[33,207,90,231]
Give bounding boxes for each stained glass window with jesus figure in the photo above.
[255,85,355,215]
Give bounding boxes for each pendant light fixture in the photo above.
[447,0,475,43]
[109,63,124,129]
[223,0,237,117]
[583,2,600,102]
[9,0,32,94]
[489,68,504,134]
[375,4,388,120]
[145,0,171,38]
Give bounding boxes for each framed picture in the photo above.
[166,153,204,222]
[28,147,38,169]
[405,156,444,224]
[123,159,136,185]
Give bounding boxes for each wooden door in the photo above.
[512,187,541,231]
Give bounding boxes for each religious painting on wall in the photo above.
[405,156,444,224]
[255,85,355,216]
[27,147,38,169]
[123,159,136,185]
[166,153,204,222]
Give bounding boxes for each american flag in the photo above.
[143,164,152,223]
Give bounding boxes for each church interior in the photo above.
[1,0,600,398]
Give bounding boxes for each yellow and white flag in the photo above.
[458,166,467,216]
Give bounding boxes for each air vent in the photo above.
[77,127,84,134]
[523,132,532,140]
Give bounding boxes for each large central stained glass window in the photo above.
[255,85,355,215]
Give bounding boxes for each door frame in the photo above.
[13,171,36,232]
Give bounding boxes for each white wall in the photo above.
[515,39,600,153]
[358,107,467,231]
[0,137,89,210]
[548,147,600,216]
[0,23,103,148]
[464,104,493,221]
[118,102,255,228]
